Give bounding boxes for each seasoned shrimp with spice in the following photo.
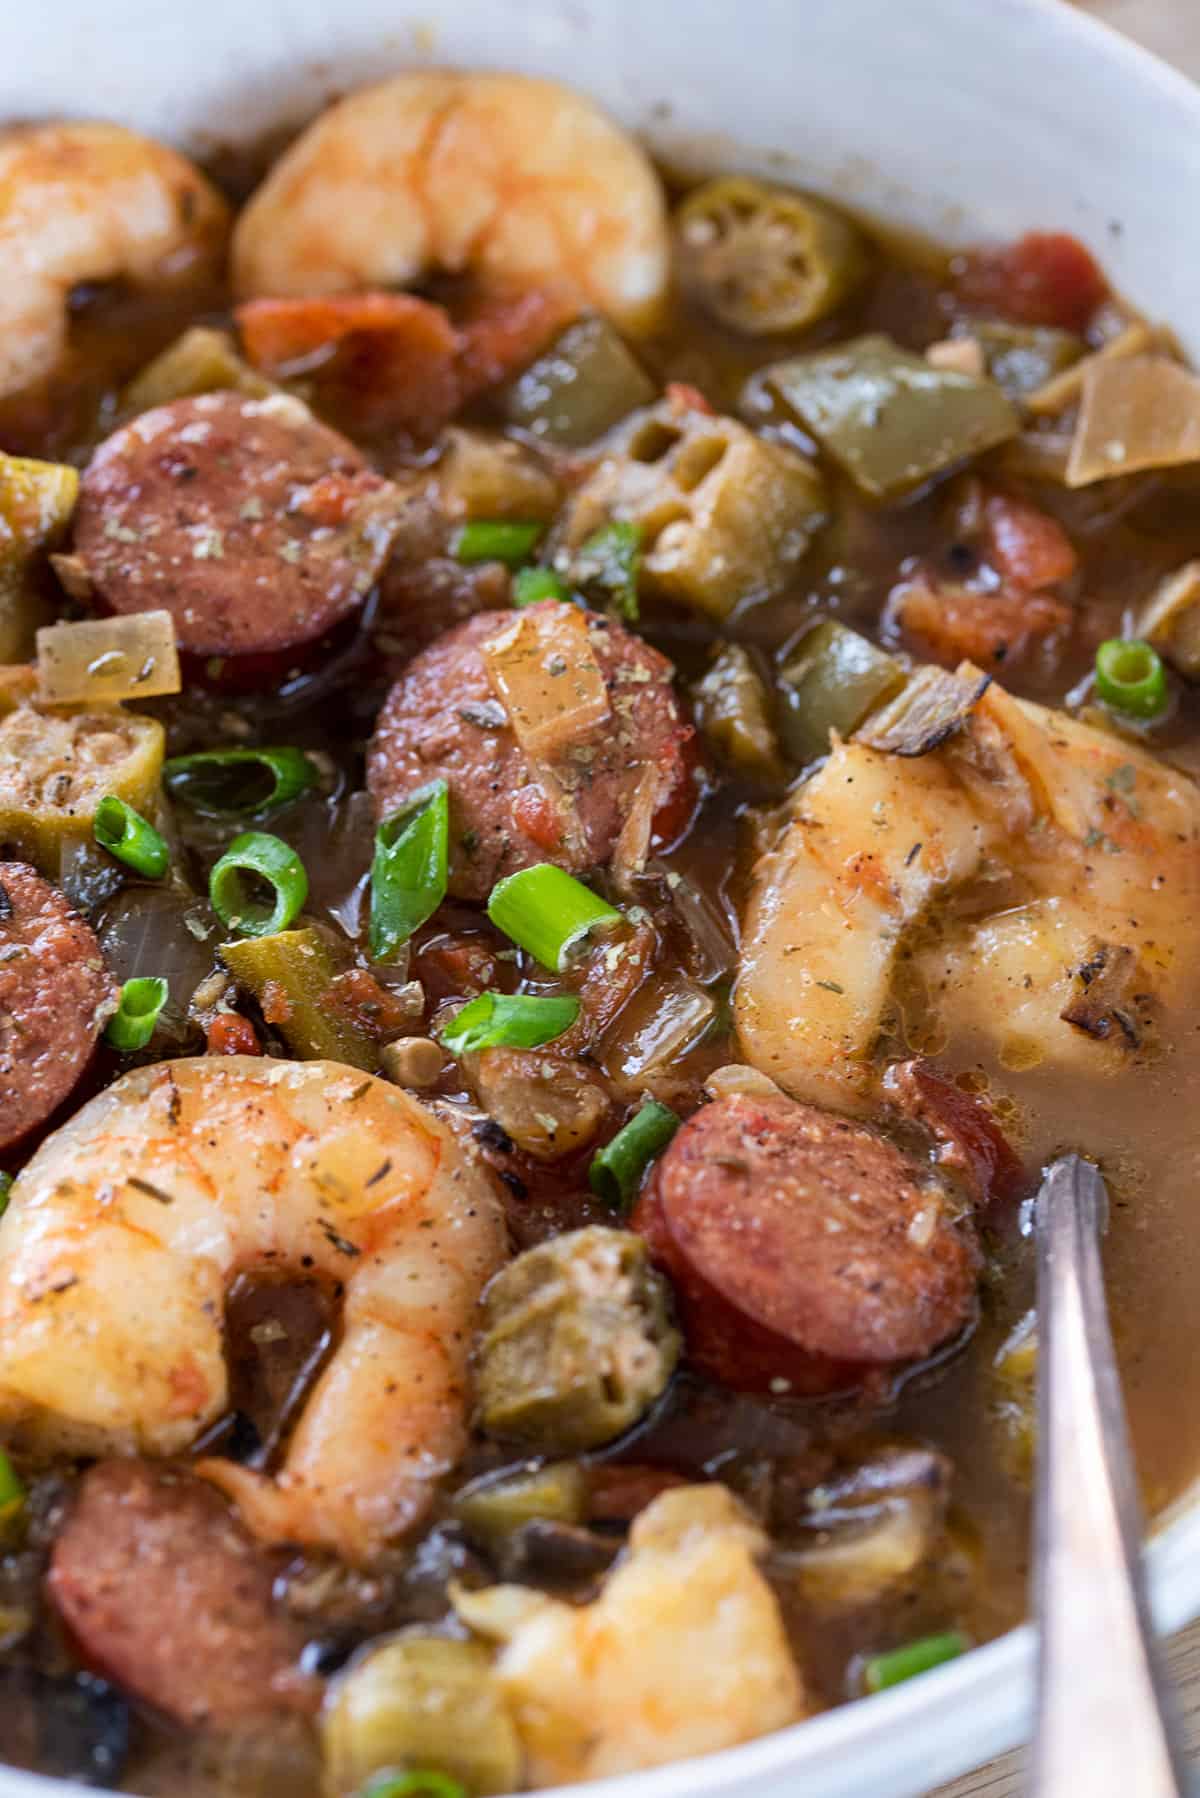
[0,1056,507,1565]
[0,121,229,399]
[232,71,670,333]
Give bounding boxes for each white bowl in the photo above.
[2,3,1199,1795]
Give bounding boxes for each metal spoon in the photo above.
[1029,1154,1188,1797]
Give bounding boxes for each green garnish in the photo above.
[105,976,169,1051]
[453,519,544,568]
[1094,639,1168,721]
[0,1447,25,1545]
[862,1630,969,1694]
[163,746,320,818]
[589,1100,681,1211]
[513,565,570,607]
[357,1772,467,1798]
[487,863,621,973]
[209,832,308,937]
[573,520,642,620]
[93,795,170,879]
[439,991,579,1057]
[369,782,450,962]
[0,1172,12,1219]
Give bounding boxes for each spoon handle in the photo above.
[1030,1154,1187,1798]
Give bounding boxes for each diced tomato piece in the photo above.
[456,289,576,402]
[325,968,419,1040]
[206,1012,260,1056]
[887,572,1072,675]
[665,381,715,416]
[510,781,567,853]
[236,293,463,437]
[982,492,1078,591]
[955,232,1108,333]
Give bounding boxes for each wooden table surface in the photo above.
[933,8,1199,1794]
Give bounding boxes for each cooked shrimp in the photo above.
[453,1484,805,1785]
[231,72,669,334]
[0,122,229,400]
[0,1056,507,1565]
[736,674,1200,1111]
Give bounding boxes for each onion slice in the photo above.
[36,610,180,705]
[481,604,609,763]
[1066,354,1200,486]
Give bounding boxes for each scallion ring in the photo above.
[105,976,169,1052]
[369,780,449,962]
[861,1630,969,1694]
[589,1100,681,1211]
[209,832,308,938]
[439,991,579,1057]
[163,746,320,818]
[572,520,642,620]
[1094,639,1168,721]
[0,1446,25,1544]
[513,566,569,607]
[0,1171,11,1219]
[358,1772,467,1798]
[487,863,621,973]
[453,519,544,568]
[93,795,169,879]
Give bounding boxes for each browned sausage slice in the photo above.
[73,391,399,663]
[368,600,700,900]
[48,1460,320,1729]
[631,1091,979,1396]
[0,863,115,1155]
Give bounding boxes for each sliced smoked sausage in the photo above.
[0,862,115,1155]
[368,600,699,900]
[631,1090,979,1397]
[72,391,399,665]
[48,1460,320,1729]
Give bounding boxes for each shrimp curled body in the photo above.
[0,1057,507,1564]
[0,122,230,400]
[232,72,670,334]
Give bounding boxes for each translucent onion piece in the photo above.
[36,610,180,705]
[481,604,609,762]
[603,973,718,1094]
[1138,560,1200,679]
[1066,354,1200,486]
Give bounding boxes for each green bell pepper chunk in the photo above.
[765,333,1018,498]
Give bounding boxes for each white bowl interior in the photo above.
[3,2,1200,1794]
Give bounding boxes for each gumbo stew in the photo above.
[1,66,1199,1798]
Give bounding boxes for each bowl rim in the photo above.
[2,2,1200,1796]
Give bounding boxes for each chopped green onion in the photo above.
[369,781,449,962]
[513,566,570,607]
[209,832,308,937]
[0,1447,25,1545]
[1094,639,1168,720]
[163,746,320,818]
[453,519,544,568]
[487,863,621,972]
[589,1100,680,1210]
[862,1630,969,1694]
[572,520,642,620]
[358,1772,467,1798]
[105,976,168,1051]
[0,1171,11,1219]
[93,794,169,879]
[439,991,579,1057]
